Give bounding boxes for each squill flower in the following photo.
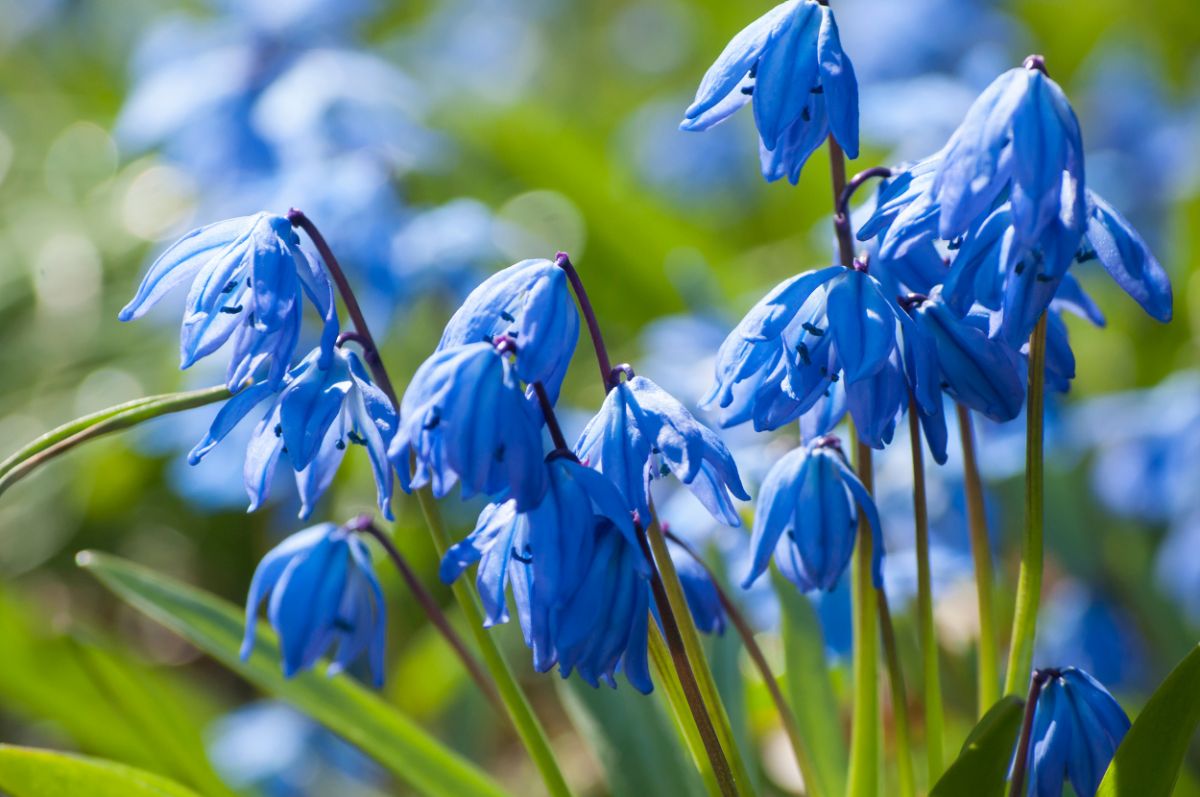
[680,0,859,184]
[1020,667,1130,797]
[389,340,547,510]
[241,523,387,686]
[575,374,750,527]
[190,345,396,519]
[119,213,338,390]
[436,257,580,400]
[743,436,883,593]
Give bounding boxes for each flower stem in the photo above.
[956,404,1000,715]
[0,385,231,501]
[908,400,945,781]
[532,382,571,452]
[555,252,614,391]
[877,591,916,797]
[828,138,858,269]
[648,628,724,797]
[1007,669,1051,797]
[637,522,744,797]
[665,530,824,797]
[846,434,880,797]
[1003,313,1048,696]
[349,515,504,714]
[293,210,574,797]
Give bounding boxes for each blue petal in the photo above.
[753,1,820,151]
[794,451,855,591]
[816,4,858,158]
[240,524,330,661]
[827,270,897,385]
[1009,72,1069,244]
[188,381,276,465]
[833,453,884,587]
[266,530,349,677]
[743,446,809,588]
[1084,191,1172,322]
[920,296,1026,421]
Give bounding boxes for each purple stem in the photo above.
[555,252,615,392]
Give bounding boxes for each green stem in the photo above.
[648,629,724,797]
[0,385,231,500]
[640,521,747,797]
[1003,313,1048,696]
[909,401,945,780]
[415,487,574,797]
[846,434,880,797]
[876,592,916,797]
[956,404,1000,715]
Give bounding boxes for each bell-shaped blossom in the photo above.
[437,258,580,400]
[390,341,546,510]
[906,289,1027,422]
[575,374,750,527]
[703,265,938,449]
[743,437,883,592]
[119,213,338,390]
[440,458,651,691]
[680,0,858,184]
[241,523,387,686]
[189,346,397,519]
[1021,667,1130,797]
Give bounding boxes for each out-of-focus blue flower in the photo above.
[189,346,396,520]
[1037,583,1146,690]
[440,458,651,692]
[242,523,387,686]
[390,341,547,510]
[906,289,1027,421]
[1022,667,1130,797]
[575,374,749,527]
[668,537,726,635]
[743,436,883,593]
[119,213,338,390]
[702,265,938,449]
[436,258,580,400]
[680,0,858,184]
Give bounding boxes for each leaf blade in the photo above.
[929,695,1024,797]
[0,745,202,797]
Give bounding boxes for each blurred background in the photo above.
[0,0,1198,794]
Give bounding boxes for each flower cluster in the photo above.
[121,212,396,521]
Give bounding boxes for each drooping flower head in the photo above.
[440,457,652,691]
[119,212,339,390]
[189,345,397,520]
[436,257,580,400]
[743,435,883,593]
[1020,667,1130,797]
[242,523,387,686]
[703,264,939,449]
[390,340,547,510]
[680,0,858,184]
[575,373,750,527]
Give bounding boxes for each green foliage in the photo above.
[929,696,1024,797]
[79,550,515,797]
[1098,645,1200,797]
[0,745,201,797]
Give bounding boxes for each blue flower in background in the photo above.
[242,523,387,686]
[743,436,883,593]
[668,537,727,636]
[681,0,858,184]
[390,341,547,510]
[437,258,580,401]
[703,265,938,449]
[190,346,396,520]
[1021,667,1130,797]
[1037,583,1146,690]
[440,458,650,691]
[575,374,749,528]
[119,213,339,390]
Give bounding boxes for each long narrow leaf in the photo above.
[0,745,202,797]
[78,551,514,797]
[929,696,1024,797]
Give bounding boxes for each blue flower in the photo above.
[702,265,939,448]
[436,258,580,401]
[389,341,547,510]
[680,0,858,184]
[242,523,387,686]
[440,458,651,691]
[669,539,726,635]
[1022,667,1130,797]
[190,345,397,520]
[1079,190,1172,322]
[575,374,750,528]
[743,437,883,592]
[905,289,1027,422]
[119,213,339,390]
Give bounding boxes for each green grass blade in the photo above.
[0,745,202,797]
[929,696,1024,797]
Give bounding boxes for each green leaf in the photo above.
[774,570,848,797]
[78,551,514,797]
[557,676,705,797]
[1097,644,1200,797]
[0,745,202,797]
[930,695,1024,797]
